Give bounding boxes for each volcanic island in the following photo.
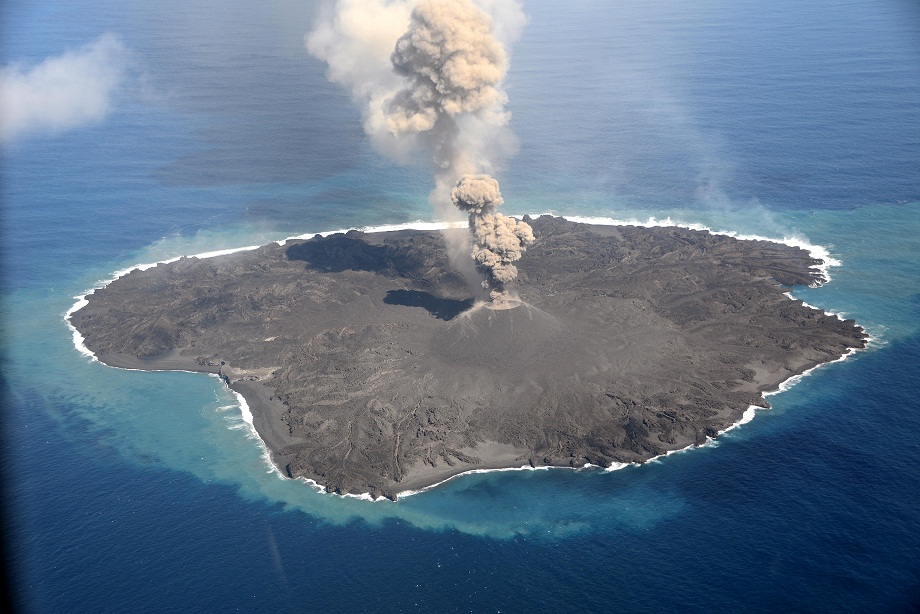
[70,216,866,499]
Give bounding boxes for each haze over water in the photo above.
[3,0,920,611]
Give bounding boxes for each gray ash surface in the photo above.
[71,216,866,499]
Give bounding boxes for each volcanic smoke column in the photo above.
[451,174,534,287]
[307,0,533,288]
[384,0,535,288]
[385,0,508,172]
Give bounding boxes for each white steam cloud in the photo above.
[308,0,534,289]
[0,34,129,143]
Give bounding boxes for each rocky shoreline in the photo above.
[70,216,867,499]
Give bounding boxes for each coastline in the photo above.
[394,338,868,502]
[64,215,870,501]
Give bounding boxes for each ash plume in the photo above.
[385,0,509,167]
[308,0,533,290]
[451,174,534,285]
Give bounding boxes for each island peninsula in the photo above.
[70,216,866,499]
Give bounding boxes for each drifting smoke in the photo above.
[452,174,534,284]
[308,0,534,290]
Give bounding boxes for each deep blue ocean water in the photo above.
[3,0,920,611]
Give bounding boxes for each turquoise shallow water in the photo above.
[3,0,920,611]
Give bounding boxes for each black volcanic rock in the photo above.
[70,217,866,499]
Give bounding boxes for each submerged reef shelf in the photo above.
[69,216,866,500]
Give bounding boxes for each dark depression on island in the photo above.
[70,216,866,499]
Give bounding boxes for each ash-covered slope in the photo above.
[71,217,866,499]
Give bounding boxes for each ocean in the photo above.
[3,0,919,611]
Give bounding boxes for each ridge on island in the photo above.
[70,216,867,500]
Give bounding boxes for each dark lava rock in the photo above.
[70,217,866,499]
